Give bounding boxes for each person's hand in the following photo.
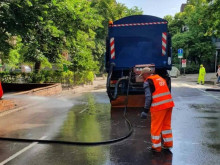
[141,111,148,119]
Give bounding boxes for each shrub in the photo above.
[0,70,95,85]
[180,64,200,74]
[173,64,200,74]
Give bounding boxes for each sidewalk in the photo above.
[0,77,106,116]
[173,73,220,90]
[0,83,62,114]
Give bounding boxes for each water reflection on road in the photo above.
[49,92,173,165]
[56,93,111,142]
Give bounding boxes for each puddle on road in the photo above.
[191,104,220,112]
[54,93,132,142]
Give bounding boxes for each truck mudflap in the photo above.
[111,95,145,108]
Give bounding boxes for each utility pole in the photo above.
[0,55,2,72]
[215,50,218,73]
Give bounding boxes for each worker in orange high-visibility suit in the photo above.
[0,81,3,99]
[140,67,174,152]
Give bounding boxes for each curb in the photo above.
[205,88,220,92]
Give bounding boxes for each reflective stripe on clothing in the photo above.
[151,99,173,107]
[151,135,161,140]
[162,130,172,135]
[152,92,171,99]
[151,108,173,149]
[163,137,173,142]
[146,74,174,112]
[152,142,161,148]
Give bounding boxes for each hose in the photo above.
[112,77,128,100]
[106,63,130,101]
[107,63,115,100]
[0,69,134,146]
[122,69,133,142]
[124,69,132,115]
[0,106,133,146]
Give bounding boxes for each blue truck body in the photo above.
[106,15,172,72]
[105,15,172,105]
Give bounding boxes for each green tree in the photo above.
[0,0,143,80]
[6,36,24,68]
[0,0,66,72]
[164,13,186,36]
[165,0,215,70]
[0,1,13,59]
[53,0,102,75]
[184,0,215,66]
[205,0,220,37]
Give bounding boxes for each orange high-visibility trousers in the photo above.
[151,108,173,151]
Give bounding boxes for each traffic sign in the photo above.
[178,48,183,58]
[182,59,186,68]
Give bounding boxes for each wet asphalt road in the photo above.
[0,79,220,165]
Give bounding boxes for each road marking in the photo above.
[0,136,47,165]
[178,82,220,101]
[196,88,220,101]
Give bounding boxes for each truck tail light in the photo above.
[110,80,117,84]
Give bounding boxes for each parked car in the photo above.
[168,66,180,78]
[12,65,32,73]
[21,65,32,73]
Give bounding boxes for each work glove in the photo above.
[141,108,149,119]
[141,111,148,119]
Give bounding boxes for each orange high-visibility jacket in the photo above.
[146,74,174,112]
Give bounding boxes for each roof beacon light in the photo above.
[109,20,113,25]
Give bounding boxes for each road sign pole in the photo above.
[181,59,187,76]
[178,48,184,75]
[215,50,218,73]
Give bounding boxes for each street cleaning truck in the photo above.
[105,15,172,107]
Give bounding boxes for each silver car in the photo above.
[168,66,180,78]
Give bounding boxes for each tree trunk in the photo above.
[34,61,41,73]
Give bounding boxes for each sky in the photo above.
[116,0,187,18]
